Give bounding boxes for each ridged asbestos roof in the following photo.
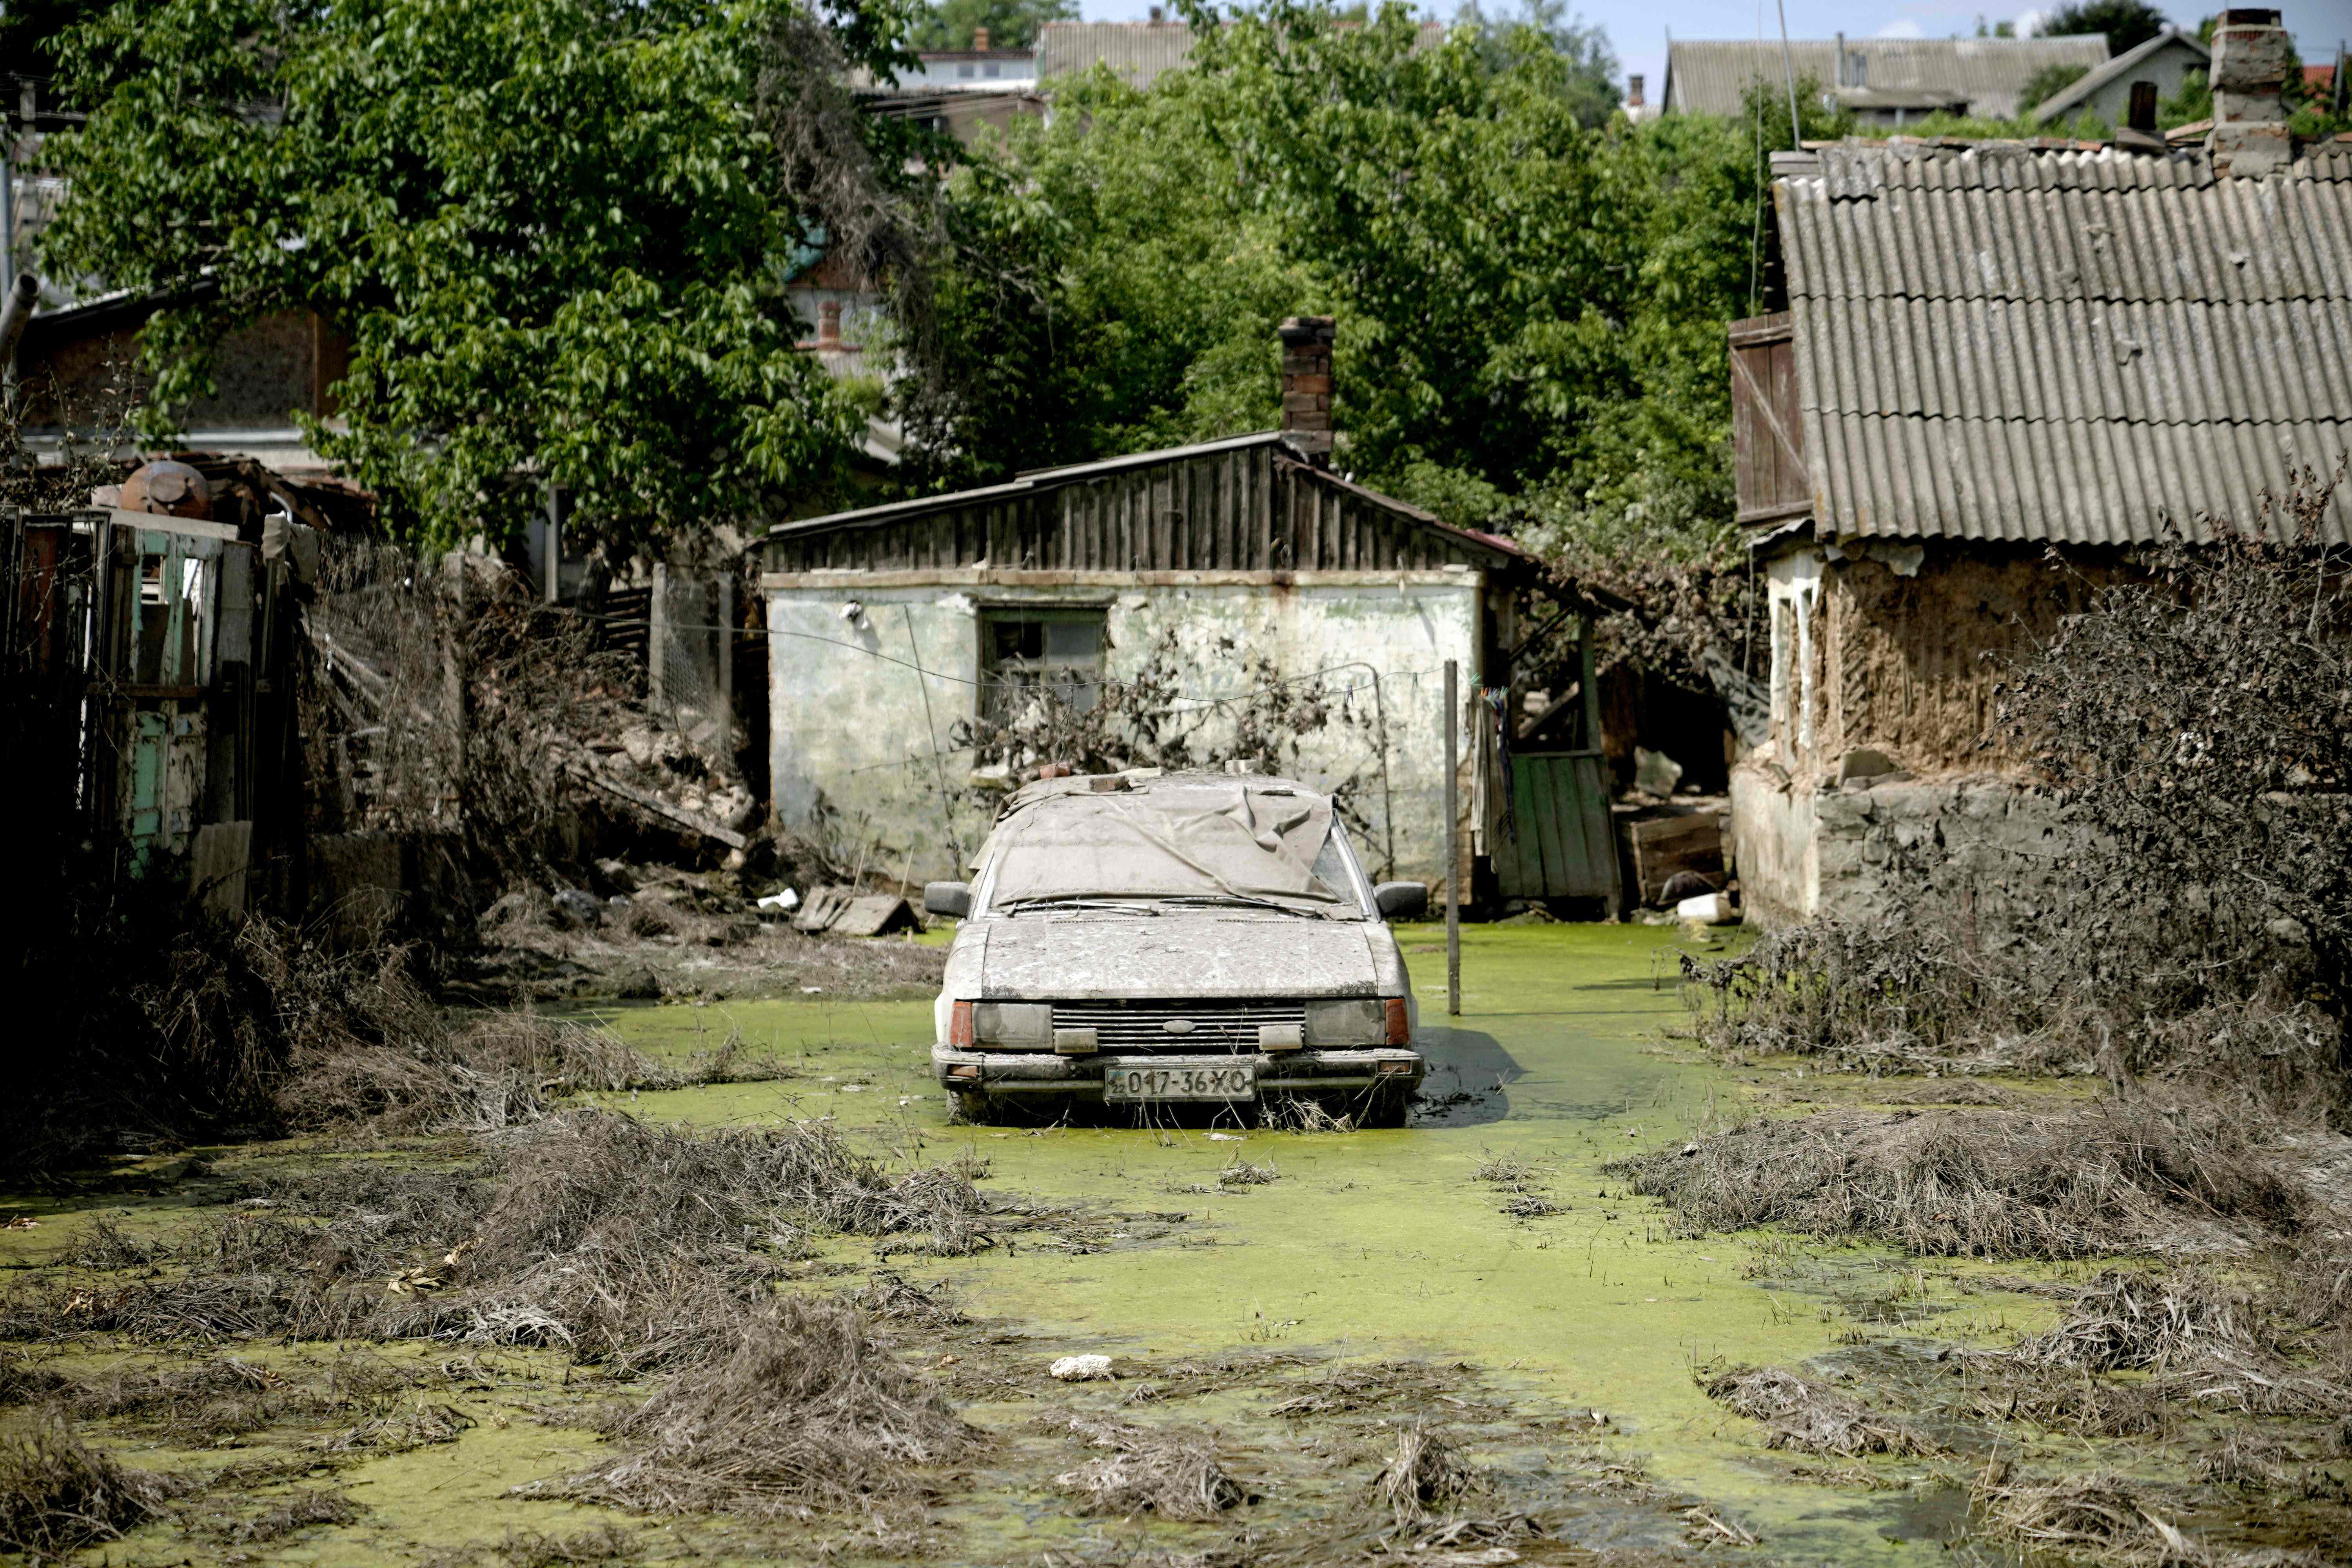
[1779,140,2352,545]
[1036,22,1200,87]
[1036,18,1450,90]
[1666,37,2109,119]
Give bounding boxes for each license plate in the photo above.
[1102,1061,1256,1102]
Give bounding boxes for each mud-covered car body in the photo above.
[926,772,1428,1124]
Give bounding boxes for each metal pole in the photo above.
[542,485,560,604]
[0,145,18,389]
[1444,657,1461,1018]
[1774,0,1803,148]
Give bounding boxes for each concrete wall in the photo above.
[764,570,1486,887]
[1731,764,2080,929]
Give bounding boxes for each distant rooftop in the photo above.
[1665,36,2111,122]
[1036,17,1449,91]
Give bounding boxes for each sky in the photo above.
[1074,0,2352,117]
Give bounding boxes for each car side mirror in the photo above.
[923,881,973,920]
[1374,882,1428,920]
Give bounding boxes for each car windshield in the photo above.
[982,782,1362,918]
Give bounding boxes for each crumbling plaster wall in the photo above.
[1733,540,2114,927]
[764,573,1484,887]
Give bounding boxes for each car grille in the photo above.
[1049,998,1309,1053]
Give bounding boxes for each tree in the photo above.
[41,0,934,561]
[2038,0,2170,56]
[911,0,1078,50]
[1452,0,1621,127]
[910,1,1804,559]
[2018,60,2092,116]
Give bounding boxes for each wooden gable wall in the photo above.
[771,445,1504,574]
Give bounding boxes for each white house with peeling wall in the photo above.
[762,561,1486,886]
[765,319,1625,907]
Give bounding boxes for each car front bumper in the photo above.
[931,1047,1425,1099]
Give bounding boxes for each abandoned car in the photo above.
[925,772,1429,1124]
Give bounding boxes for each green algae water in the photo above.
[6,924,2073,1564]
[580,924,2047,1563]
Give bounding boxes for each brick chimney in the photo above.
[1278,316,1335,464]
[972,24,989,49]
[2208,7,2292,177]
[1626,74,1644,109]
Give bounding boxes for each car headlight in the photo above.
[1304,998,1385,1046]
[974,1002,1052,1049]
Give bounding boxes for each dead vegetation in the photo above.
[2012,1270,2262,1374]
[559,1299,976,1519]
[1969,1466,2247,1566]
[1372,1421,1484,1528]
[1043,1411,1248,1522]
[1699,1364,1937,1457]
[0,1417,187,1561]
[1610,1099,2305,1258]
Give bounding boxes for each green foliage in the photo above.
[0,0,107,76]
[1450,0,1622,128]
[40,0,915,559]
[2018,60,2093,117]
[910,0,1075,51]
[2038,0,2171,56]
[910,3,1815,559]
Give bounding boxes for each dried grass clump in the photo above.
[2014,1270,2259,1373]
[280,1010,661,1135]
[1701,1365,1937,1457]
[316,1401,477,1454]
[1217,1158,1279,1188]
[202,1487,364,1544]
[1971,1468,2240,1565]
[1045,1412,1246,1522]
[1374,1421,1484,1528]
[500,1523,638,1565]
[1474,1151,1541,1187]
[0,1418,186,1559]
[1611,1101,2304,1259]
[562,1298,975,1519]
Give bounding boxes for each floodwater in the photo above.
[3,924,2073,1563]
[575,923,2053,1562]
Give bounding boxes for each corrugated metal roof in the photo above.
[1778,140,2352,545]
[1036,21,1200,87]
[1036,18,1450,91]
[2028,27,2205,122]
[1666,37,2110,119]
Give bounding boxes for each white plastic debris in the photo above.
[1675,892,1740,925]
[1049,1355,1116,1382]
[757,887,801,913]
[1207,1132,1245,1142]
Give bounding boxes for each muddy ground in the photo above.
[5,924,2348,1565]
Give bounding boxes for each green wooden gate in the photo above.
[1490,750,1618,909]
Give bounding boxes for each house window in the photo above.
[958,62,975,78]
[980,609,1106,720]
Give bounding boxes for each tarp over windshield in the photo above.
[985,782,1346,909]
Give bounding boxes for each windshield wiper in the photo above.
[1153,894,1339,918]
[1002,896,1162,916]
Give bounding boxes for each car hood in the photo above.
[970,914,1392,1000]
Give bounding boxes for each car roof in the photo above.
[1001,769,1328,812]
